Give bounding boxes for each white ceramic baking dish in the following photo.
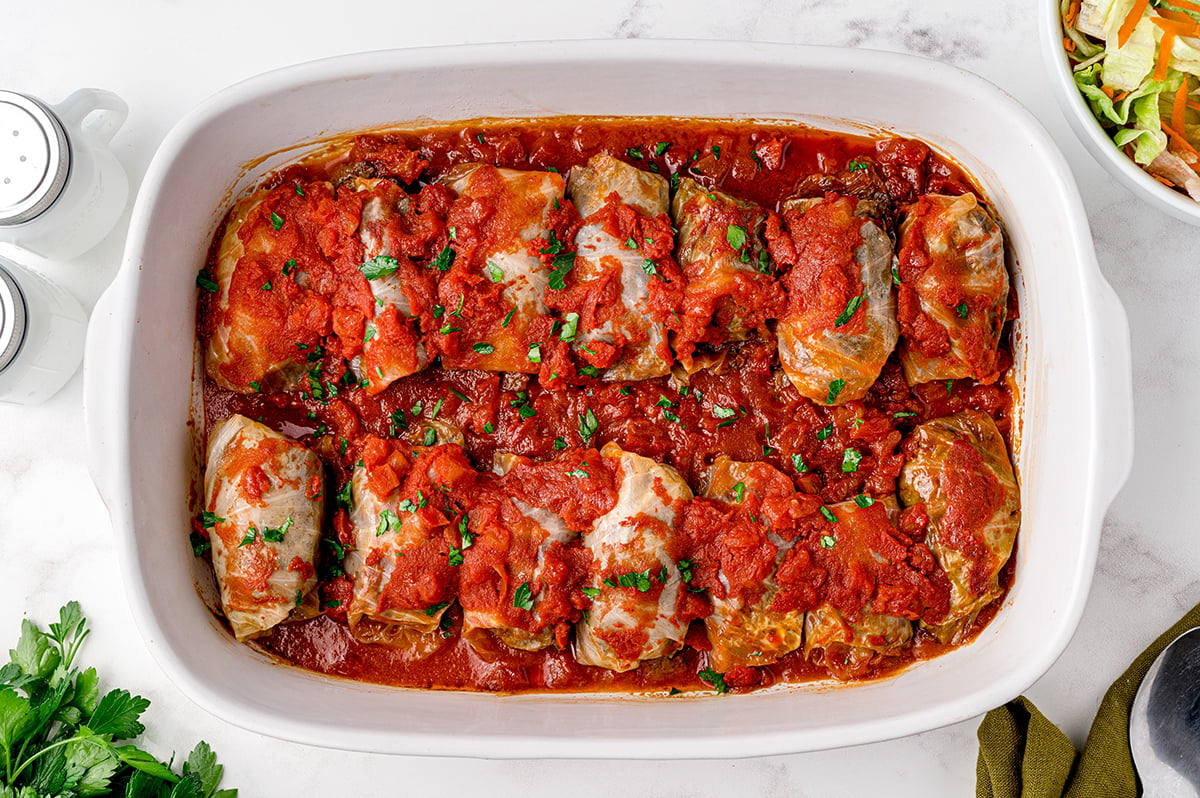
[83,40,1133,758]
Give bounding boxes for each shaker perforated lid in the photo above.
[0,260,26,374]
[0,91,70,226]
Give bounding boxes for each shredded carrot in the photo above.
[1102,84,1116,98]
[1162,120,1200,157]
[1151,173,1178,187]
[1115,90,1130,100]
[1187,100,1200,112]
[1066,0,1081,25]
[1119,0,1151,47]
[1173,79,1189,133]
[1165,0,1200,13]
[1155,31,1177,80]
[1157,8,1198,23]
[1064,36,1077,52]
[1150,15,1200,37]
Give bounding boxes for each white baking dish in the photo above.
[83,40,1133,758]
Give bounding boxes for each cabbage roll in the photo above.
[437,164,565,372]
[802,497,950,680]
[575,442,694,672]
[204,184,345,393]
[562,154,677,380]
[896,193,1008,385]
[458,451,597,655]
[671,178,785,365]
[349,177,435,393]
[344,436,477,649]
[775,195,898,406]
[690,457,805,672]
[898,411,1019,643]
[203,414,324,641]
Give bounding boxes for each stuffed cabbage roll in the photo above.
[802,497,950,680]
[205,183,351,393]
[688,457,806,672]
[774,195,898,406]
[203,414,324,641]
[343,436,477,649]
[575,442,694,672]
[561,153,680,380]
[458,451,601,655]
[348,177,437,393]
[671,178,785,366]
[896,193,1008,385]
[436,164,566,372]
[898,410,1020,643]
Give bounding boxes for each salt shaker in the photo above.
[0,255,87,405]
[0,88,129,260]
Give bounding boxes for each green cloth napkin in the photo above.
[977,601,1200,798]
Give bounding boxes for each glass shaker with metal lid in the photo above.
[0,88,129,260]
[0,254,87,404]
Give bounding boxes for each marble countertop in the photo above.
[2,0,1196,794]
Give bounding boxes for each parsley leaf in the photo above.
[513,583,535,611]
[359,255,401,280]
[698,667,728,694]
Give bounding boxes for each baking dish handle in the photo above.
[1090,274,1134,510]
[82,276,128,513]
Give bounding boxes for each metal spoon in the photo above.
[1130,626,1200,796]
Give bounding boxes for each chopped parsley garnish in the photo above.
[336,480,353,510]
[619,387,631,396]
[894,410,917,419]
[560,312,580,342]
[820,506,838,524]
[448,389,472,404]
[791,453,808,473]
[956,301,969,319]
[756,249,771,274]
[283,258,296,276]
[565,467,588,478]
[553,437,567,450]
[483,422,494,434]
[842,448,862,473]
[641,258,658,277]
[248,381,261,393]
[200,511,224,528]
[502,306,517,327]
[655,394,674,408]
[835,295,864,327]
[677,559,694,584]
[725,224,747,251]
[517,404,537,420]
[699,667,728,694]
[847,159,868,171]
[472,342,495,354]
[262,516,293,543]
[261,280,272,291]
[626,146,644,160]
[655,141,671,156]
[448,547,464,567]
[820,534,836,548]
[947,379,955,395]
[195,269,219,294]
[513,583,535,611]
[364,327,377,344]
[238,526,258,547]
[892,265,901,286]
[712,405,736,419]
[423,428,437,446]
[432,244,455,271]
[527,342,542,363]
[732,481,746,503]
[827,379,847,405]
[487,260,505,283]
[377,510,400,537]
[360,254,400,280]
[578,365,599,378]
[578,408,599,445]
[548,251,576,290]
[624,237,639,250]
[854,494,875,508]
[581,586,601,598]
[712,144,722,159]
[270,211,284,230]
[663,409,682,424]
[613,569,654,592]
[190,532,211,557]
[424,601,450,617]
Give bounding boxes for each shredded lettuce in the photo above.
[1103,15,1157,90]
[1075,64,1182,163]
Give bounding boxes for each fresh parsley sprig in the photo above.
[0,602,237,797]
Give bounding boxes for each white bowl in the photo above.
[1040,0,1200,225]
[83,40,1133,758]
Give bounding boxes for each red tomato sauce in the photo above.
[199,118,1018,693]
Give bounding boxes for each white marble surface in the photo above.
[0,0,1195,794]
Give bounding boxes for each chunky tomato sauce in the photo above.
[197,118,1018,694]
